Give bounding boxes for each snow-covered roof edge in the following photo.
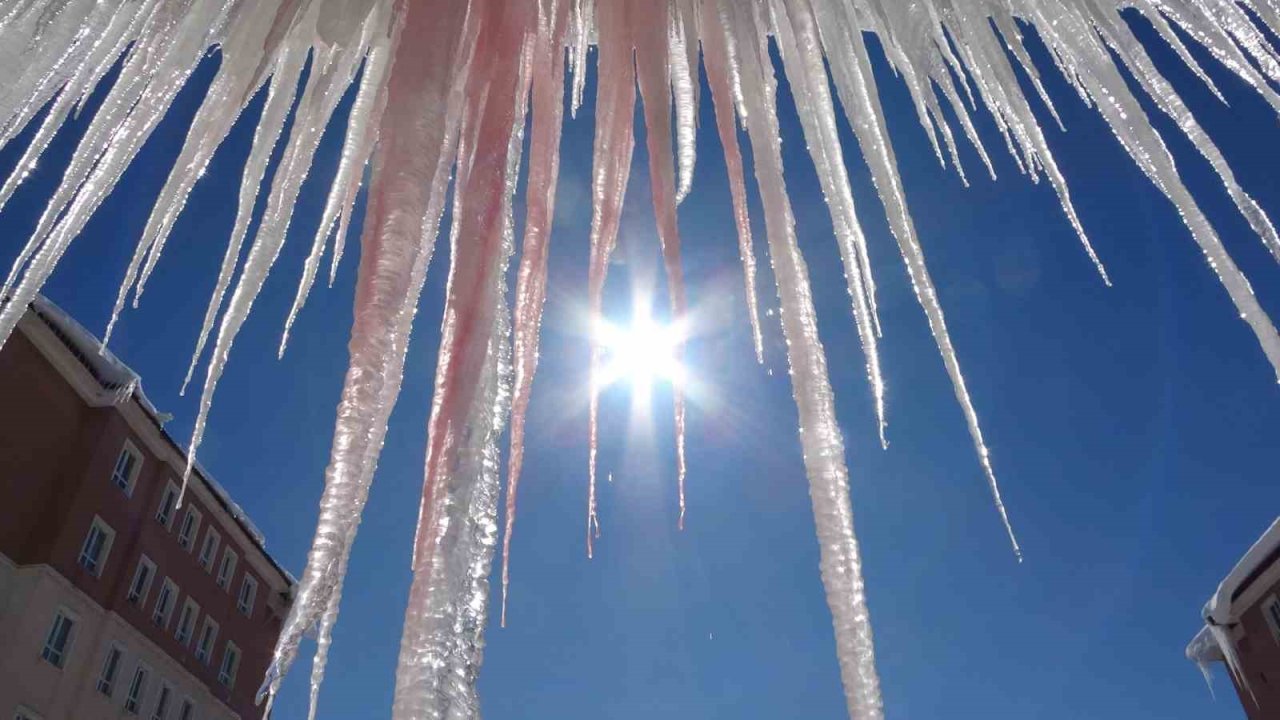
[1185,517,1280,699]
[24,295,296,587]
[1204,517,1280,625]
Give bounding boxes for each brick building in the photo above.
[1186,517,1280,719]
[0,297,295,720]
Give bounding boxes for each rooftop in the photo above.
[21,294,296,588]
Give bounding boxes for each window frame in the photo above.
[150,680,173,720]
[197,527,221,571]
[151,578,178,630]
[124,663,150,715]
[78,516,116,577]
[177,699,194,720]
[127,556,156,606]
[40,607,77,669]
[155,481,179,529]
[215,548,238,591]
[218,641,241,689]
[111,440,144,497]
[176,506,202,552]
[194,618,219,666]
[96,642,125,696]
[174,598,199,647]
[237,573,258,617]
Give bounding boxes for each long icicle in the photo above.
[500,0,569,628]
[394,1,531,716]
[585,0,637,558]
[634,0,691,529]
[719,2,882,714]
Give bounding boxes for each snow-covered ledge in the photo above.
[1186,518,1280,702]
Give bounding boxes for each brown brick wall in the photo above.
[0,321,289,719]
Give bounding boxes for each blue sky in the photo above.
[3,14,1279,720]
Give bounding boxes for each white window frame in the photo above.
[40,607,77,668]
[156,481,179,529]
[152,578,178,629]
[150,680,173,720]
[177,698,194,720]
[79,516,116,577]
[194,618,219,666]
[176,506,202,552]
[215,548,237,591]
[127,556,156,606]
[96,642,125,696]
[124,663,150,715]
[13,706,43,720]
[111,440,143,497]
[237,574,258,617]
[174,598,199,647]
[197,528,220,571]
[218,641,241,689]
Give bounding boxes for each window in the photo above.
[177,699,194,720]
[194,618,218,665]
[156,482,179,528]
[152,578,178,629]
[151,682,172,720]
[127,556,156,606]
[176,507,201,551]
[124,664,149,714]
[237,574,258,617]
[215,548,237,590]
[218,642,241,689]
[13,706,42,720]
[79,517,115,576]
[97,644,124,696]
[1265,594,1280,644]
[40,609,76,668]
[111,441,143,496]
[197,528,220,571]
[174,599,199,646]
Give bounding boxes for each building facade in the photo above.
[1186,517,1280,720]
[0,298,294,720]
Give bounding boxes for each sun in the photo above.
[594,311,686,397]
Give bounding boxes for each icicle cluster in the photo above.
[2,1,1279,718]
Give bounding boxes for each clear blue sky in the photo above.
[3,15,1279,720]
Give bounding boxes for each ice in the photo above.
[501,0,570,628]
[2,2,1279,719]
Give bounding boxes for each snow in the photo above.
[1186,518,1280,701]
[2,2,1280,719]
[24,294,279,564]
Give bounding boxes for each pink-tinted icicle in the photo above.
[501,0,570,628]
[585,0,637,558]
[699,0,763,363]
[634,0,691,529]
[395,1,532,716]
[259,0,472,712]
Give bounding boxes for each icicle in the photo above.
[635,0,691,529]
[260,0,473,710]
[501,0,569,628]
[668,0,697,204]
[769,0,887,445]
[718,2,882,714]
[394,2,530,716]
[699,0,764,363]
[585,0,637,558]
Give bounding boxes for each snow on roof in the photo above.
[1185,517,1280,698]
[1204,517,1280,625]
[27,294,294,585]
